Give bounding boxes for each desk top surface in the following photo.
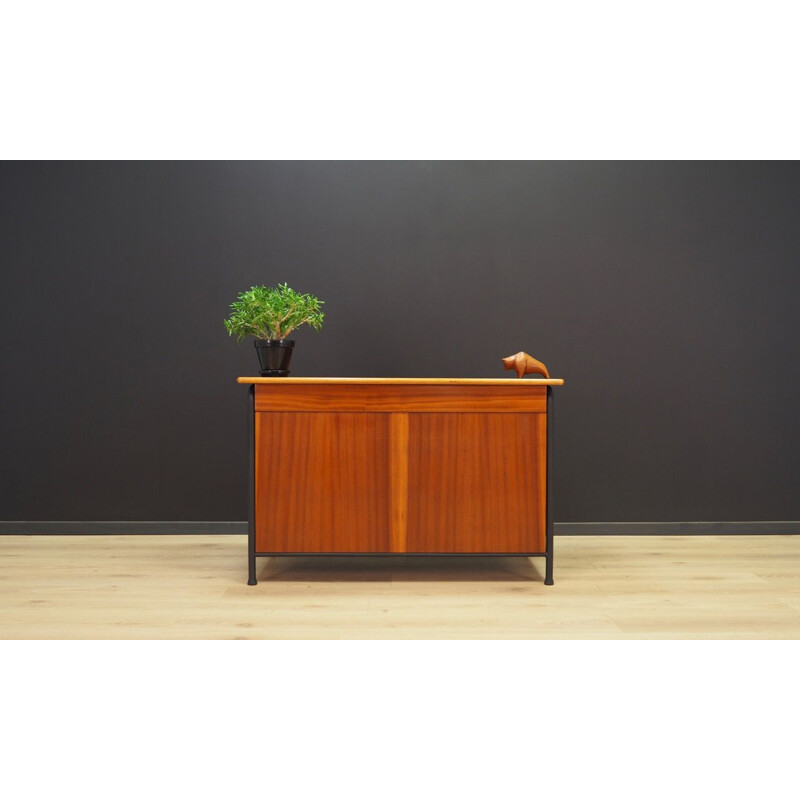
[237,377,564,386]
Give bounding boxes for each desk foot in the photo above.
[545,553,554,585]
[248,577,257,586]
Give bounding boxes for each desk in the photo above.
[237,377,564,585]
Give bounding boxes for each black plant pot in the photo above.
[254,339,295,377]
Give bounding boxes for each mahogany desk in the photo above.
[237,377,564,585]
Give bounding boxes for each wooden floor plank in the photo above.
[1,534,799,639]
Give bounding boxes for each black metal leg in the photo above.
[544,385,554,586]
[247,385,257,585]
[248,554,257,585]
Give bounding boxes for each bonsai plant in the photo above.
[224,283,325,376]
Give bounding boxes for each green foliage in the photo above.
[224,283,325,342]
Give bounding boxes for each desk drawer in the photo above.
[255,383,546,413]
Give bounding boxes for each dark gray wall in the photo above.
[1,161,799,523]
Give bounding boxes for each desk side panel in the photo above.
[255,412,392,552]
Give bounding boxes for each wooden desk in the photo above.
[237,377,564,585]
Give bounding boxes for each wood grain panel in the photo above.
[255,412,391,552]
[240,377,565,385]
[254,384,546,413]
[406,413,546,553]
[390,413,409,553]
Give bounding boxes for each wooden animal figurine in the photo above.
[502,351,550,379]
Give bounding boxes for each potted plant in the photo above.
[224,283,325,376]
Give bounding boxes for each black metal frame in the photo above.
[545,385,554,585]
[254,552,549,557]
[246,384,555,586]
[247,385,257,586]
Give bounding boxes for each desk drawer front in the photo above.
[255,384,546,413]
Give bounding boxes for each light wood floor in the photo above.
[1,534,799,639]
